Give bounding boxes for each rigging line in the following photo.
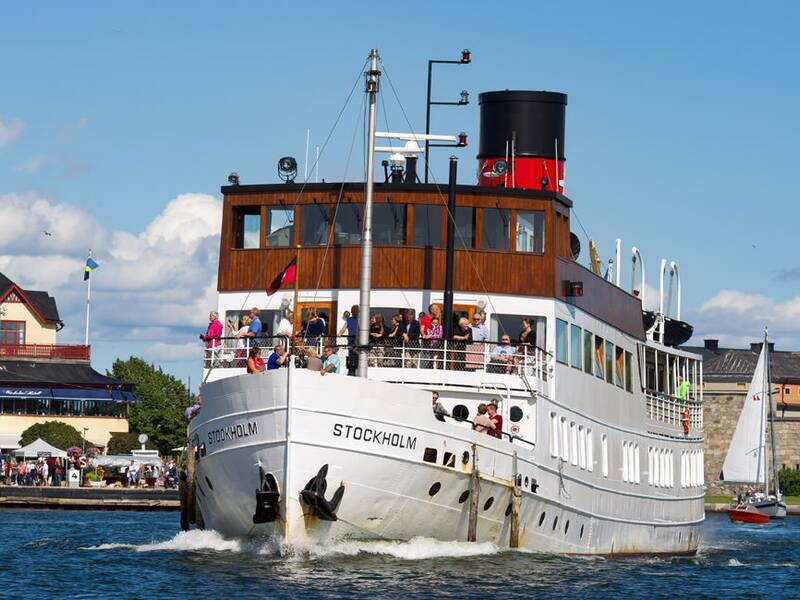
[570,206,591,243]
[310,91,366,307]
[381,64,515,337]
[288,57,369,212]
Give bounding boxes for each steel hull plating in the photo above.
[191,368,702,555]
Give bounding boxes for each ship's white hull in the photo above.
[191,367,702,555]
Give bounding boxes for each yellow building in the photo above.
[0,272,135,451]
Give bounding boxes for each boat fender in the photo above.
[300,464,345,521]
[253,469,281,524]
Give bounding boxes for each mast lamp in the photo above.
[461,49,471,63]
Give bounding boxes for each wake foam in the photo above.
[288,536,500,561]
[727,558,745,567]
[83,529,244,553]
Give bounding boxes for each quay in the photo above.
[0,486,179,511]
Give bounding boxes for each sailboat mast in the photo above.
[357,48,380,379]
[760,330,768,492]
[766,330,781,497]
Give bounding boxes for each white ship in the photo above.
[187,49,706,555]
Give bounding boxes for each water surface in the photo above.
[1,511,796,599]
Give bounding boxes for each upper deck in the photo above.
[217,182,644,339]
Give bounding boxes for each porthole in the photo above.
[524,476,529,488]
[580,524,584,539]
[510,406,524,422]
[442,452,455,468]
[428,482,441,496]
[505,504,512,517]
[423,447,438,463]
[531,478,539,493]
[483,497,494,511]
[204,476,214,491]
[539,512,546,527]
[458,490,470,504]
[564,520,570,535]
[453,404,470,421]
[461,451,470,465]
[552,516,559,531]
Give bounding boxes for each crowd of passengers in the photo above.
[201,304,540,376]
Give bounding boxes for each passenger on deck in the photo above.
[469,313,489,342]
[473,403,495,434]
[386,314,405,366]
[431,391,451,421]
[452,318,473,369]
[231,315,251,366]
[242,308,263,343]
[676,375,690,402]
[338,305,359,376]
[424,317,443,369]
[486,400,503,439]
[201,311,223,349]
[320,345,341,376]
[267,344,288,370]
[369,314,386,367]
[185,395,203,423]
[246,346,266,373]
[277,310,294,340]
[490,335,516,374]
[304,347,323,371]
[403,309,421,368]
[518,318,535,348]
[303,310,326,345]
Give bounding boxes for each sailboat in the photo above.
[721,330,787,523]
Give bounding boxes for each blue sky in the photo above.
[1,1,799,388]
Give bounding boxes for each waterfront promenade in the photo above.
[0,485,178,510]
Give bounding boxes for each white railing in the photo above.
[203,335,550,379]
[645,390,703,430]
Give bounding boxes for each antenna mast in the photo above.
[357,49,380,378]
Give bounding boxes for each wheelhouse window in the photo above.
[373,203,406,244]
[234,207,261,249]
[0,321,25,345]
[481,207,510,250]
[413,204,442,247]
[265,206,294,247]
[300,204,331,246]
[570,324,582,369]
[454,206,475,249]
[555,319,568,364]
[515,210,545,253]
[583,330,593,375]
[332,204,363,245]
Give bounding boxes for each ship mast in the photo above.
[357,49,380,378]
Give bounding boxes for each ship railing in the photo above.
[202,336,550,379]
[644,389,703,430]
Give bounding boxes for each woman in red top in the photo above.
[246,347,266,373]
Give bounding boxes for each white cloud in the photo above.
[0,117,24,148]
[2,191,222,346]
[143,342,204,363]
[688,289,800,349]
[15,153,92,178]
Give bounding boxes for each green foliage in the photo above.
[84,470,101,481]
[19,421,87,450]
[106,431,156,455]
[109,357,190,454]
[779,468,800,496]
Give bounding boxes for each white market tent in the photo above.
[12,438,68,458]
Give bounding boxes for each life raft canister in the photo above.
[681,406,690,434]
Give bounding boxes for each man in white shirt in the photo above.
[469,313,489,342]
[490,335,516,373]
[277,310,294,339]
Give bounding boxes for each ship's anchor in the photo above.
[252,466,281,524]
[300,464,345,521]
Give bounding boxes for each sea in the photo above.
[1,510,797,599]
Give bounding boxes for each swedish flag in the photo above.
[84,256,99,281]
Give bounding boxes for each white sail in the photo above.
[720,342,768,484]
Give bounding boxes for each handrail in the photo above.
[644,389,703,430]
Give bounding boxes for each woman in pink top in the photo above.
[424,317,443,369]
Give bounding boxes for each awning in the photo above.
[12,437,68,458]
[0,433,21,450]
[0,387,53,400]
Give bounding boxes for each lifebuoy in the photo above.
[681,406,690,435]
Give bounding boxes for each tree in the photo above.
[109,357,190,454]
[106,431,156,455]
[19,421,88,450]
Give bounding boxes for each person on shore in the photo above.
[320,346,341,375]
[431,391,450,421]
[185,396,203,423]
[246,347,266,373]
[486,400,503,439]
[267,344,288,370]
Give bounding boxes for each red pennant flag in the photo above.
[266,257,297,296]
